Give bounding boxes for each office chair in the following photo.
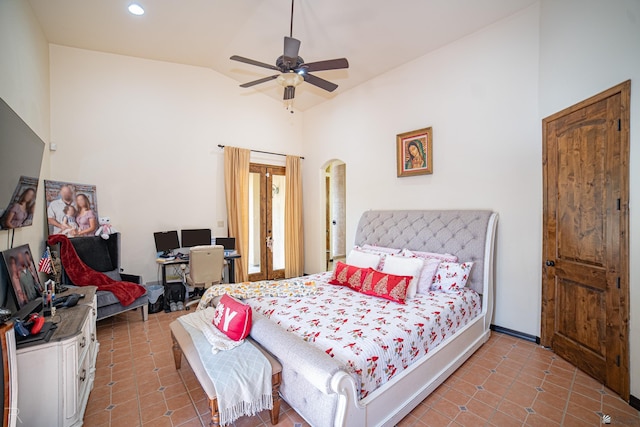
[186,245,225,298]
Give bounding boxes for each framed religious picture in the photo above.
[396,127,433,177]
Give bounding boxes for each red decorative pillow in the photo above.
[212,294,252,341]
[329,261,369,291]
[360,270,412,304]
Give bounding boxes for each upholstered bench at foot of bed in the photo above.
[169,321,282,427]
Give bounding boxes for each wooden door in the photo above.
[541,81,630,400]
[248,164,286,282]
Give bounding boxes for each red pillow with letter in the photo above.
[329,261,369,291]
[212,294,252,341]
[360,269,412,304]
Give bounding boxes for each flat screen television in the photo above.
[181,228,212,248]
[0,97,45,230]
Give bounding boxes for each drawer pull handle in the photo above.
[80,336,86,348]
[80,369,86,382]
[91,333,95,342]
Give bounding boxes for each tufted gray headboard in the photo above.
[354,210,495,294]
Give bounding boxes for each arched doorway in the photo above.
[324,160,346,271]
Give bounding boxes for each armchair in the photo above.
[51,233,148,321]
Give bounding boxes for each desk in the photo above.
[156,253,241,288]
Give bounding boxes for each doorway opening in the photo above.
[324,160,346,271]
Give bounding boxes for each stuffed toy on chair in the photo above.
[95,217,117,239]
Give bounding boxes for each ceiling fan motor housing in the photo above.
[276,55,304,71]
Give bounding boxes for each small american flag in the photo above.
[38,248,52,274]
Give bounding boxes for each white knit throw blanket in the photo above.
[178,310,273,426]
[178,308,242,354]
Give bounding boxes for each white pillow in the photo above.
[401,248,458,262]
[346,249,382,269]
[355,245,400,269]
[431,262,474,292]
[361,244,401,255]
[381,255,424,299]
[415,258,441,294]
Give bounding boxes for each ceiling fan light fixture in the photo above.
[128,3,145,16]
[277,72,304,88]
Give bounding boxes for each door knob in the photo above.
[545,260,555,267]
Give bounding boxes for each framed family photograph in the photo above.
[397,127,433,177]
[44,180,99,237]
[1,244,44,308]
[0,175,39,230]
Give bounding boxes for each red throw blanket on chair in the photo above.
[48,234,146,306]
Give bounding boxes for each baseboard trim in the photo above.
[630,394,640,411]
[490,324,540,344]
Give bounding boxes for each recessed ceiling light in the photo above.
[128,3,145,16]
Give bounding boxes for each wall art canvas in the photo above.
[0,175,39,230]
[44,180,99,237]
[397,127,433,177]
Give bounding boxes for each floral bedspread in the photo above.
[245,272,481,399]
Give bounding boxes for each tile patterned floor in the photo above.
[84,309,640,427]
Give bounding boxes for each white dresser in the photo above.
[16,287,99,427]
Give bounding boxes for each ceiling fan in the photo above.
[230,0,349,109]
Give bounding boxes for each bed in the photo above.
[247,210,498,427]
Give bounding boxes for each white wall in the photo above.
[49,45,303,282]
[303,5,541,335]
[539,0,640,400]
[0,0,50,253]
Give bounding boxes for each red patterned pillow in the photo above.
[360,269,412,304]
[329,261,369,291]
[212,294,252,341]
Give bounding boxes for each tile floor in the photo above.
[84,309,640,427]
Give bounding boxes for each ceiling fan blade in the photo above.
[283,36,301,62]
[239,75,279,88]
[230,55,279,71]
[299,58,349,73]
[303,73,338,92]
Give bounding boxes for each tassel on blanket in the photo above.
[220,394,273,426]
[197,279,317,311]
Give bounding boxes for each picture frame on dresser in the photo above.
[1,244,44,309]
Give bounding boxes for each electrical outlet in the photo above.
[217,221,224,228]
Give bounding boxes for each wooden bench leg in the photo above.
[270,372,281,425]
[171,331,182,369]
[210,398,220,427]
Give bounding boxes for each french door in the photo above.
[248,164,286,281]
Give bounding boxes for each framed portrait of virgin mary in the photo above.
[396,127,433,177]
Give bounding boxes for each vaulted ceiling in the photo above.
[27,0,537,110]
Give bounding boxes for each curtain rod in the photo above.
[217,144,304,160]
